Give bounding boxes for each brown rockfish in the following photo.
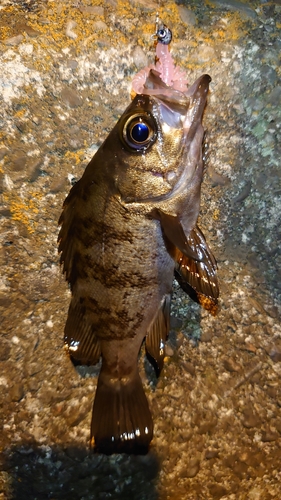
[58,63,219,454]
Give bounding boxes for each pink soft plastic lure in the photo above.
[131,25,188,95]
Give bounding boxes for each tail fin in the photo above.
[91,365,153,454]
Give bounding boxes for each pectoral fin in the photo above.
[150,208,199,261]
[145,294,170,374]
[175,226,219,315]
[64,297,101,365]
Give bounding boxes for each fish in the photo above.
[58,29,219,454]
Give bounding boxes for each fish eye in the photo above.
[122,113,157,152]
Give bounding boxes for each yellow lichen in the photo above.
[65,150,85,165]
[116,0,137,19]
[14,109,27,118]
[3,191,44,234]
[213,208,220,221]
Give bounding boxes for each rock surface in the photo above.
[0,0,281,499]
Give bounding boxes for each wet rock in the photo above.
[65,20,77,40]
[208,483,228,499]
[10,383,24,402]
[165,344,174,357]
[266,383,279,399]
[200,329,214,342]
[26,362,43,377]
[261,430,279,442]
[180,458,200,478]
[212,0,257,19]
[61,88,82,108]
[131,0,158,9]
[14,120,29,134]
[0,342,11,361]
[0,148,8,160]
[224,454,249,478]
[181,361,195,376]
[264,305,279,319]
[241,408,260,429]
[205,449,219,460]
[133,453,160,480]
[223,357,241,373]
[248,297,267,315]
[268,85,281,106]
[93,21,108,32]
[232,181,252,204]
[3,34,24,45]
[178,6,197,26]
[239,450,264,469]
[67,59,78,70]
[170,316,183,330]
[18,23,41,37]
[267,345,281,363]
[27,377,40,393]
[49,177,68,193]
[242,341,257,354]
[132,46,148,70]
[79,6,104,16]
[65,404,90,428]
[175,332,184,347]
[208,165,230,186]
[28,158,43,182]
[10,151,27,172]
[198,418,217,435]
[224,453,238,469]
[275,420,281,434]
[66,135,84,150]
[260,64,277,86]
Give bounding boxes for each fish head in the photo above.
[110,71,211,207]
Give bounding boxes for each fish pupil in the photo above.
[131,121,149,143]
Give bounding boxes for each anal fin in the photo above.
[145,295,170,374]
[91,365,153,454]
[64,298,101,365]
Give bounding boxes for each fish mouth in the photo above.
[122,74,211,206]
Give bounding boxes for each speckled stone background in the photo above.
[0,0,281,499]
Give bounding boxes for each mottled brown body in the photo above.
[58,72,219,454]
